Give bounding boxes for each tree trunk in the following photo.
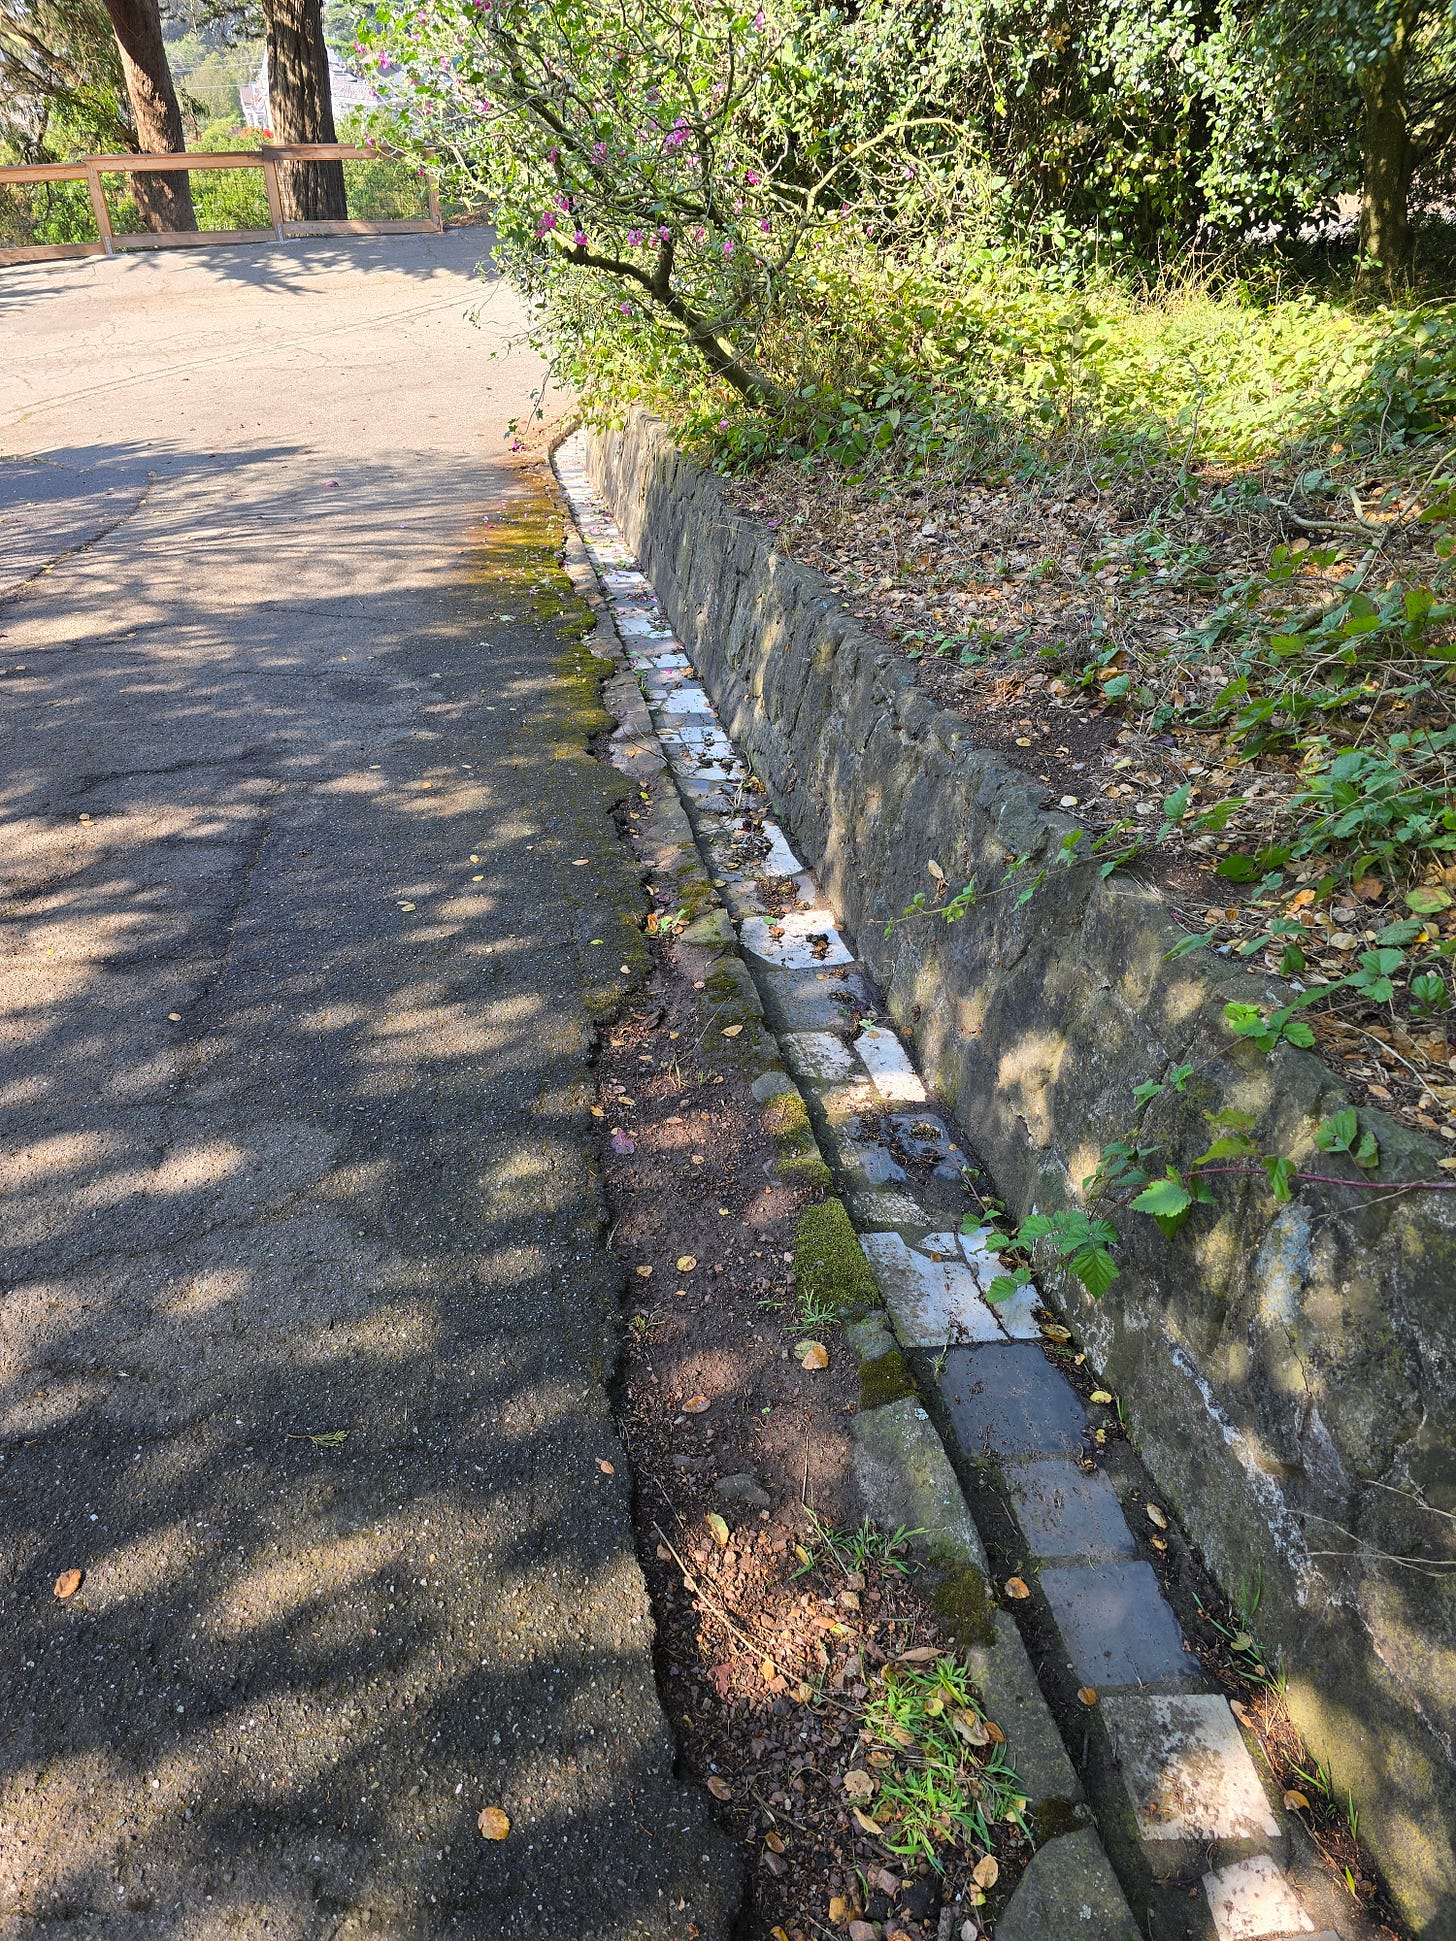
[1359,0,1421,276]
[98,0,196,232]
[263,0,346,222]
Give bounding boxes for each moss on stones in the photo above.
[859,1348,916,1411]
[930,1558,998,1649]
[793,1198,879,1321]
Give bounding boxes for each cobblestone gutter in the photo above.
[581,414,1456,1939]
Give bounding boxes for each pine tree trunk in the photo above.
[1359,0,1421,275]
[264,0,347,222]
[99,0,196,232]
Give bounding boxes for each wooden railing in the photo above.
[0,144,442,268]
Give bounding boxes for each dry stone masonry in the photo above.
[555,433,1362,1941]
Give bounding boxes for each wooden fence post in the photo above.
[85,162,114,255]
[262,156,285,240]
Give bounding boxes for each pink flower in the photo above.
[722,239,734,256]
[627,228,645,245]
[536,212,558,234]
[760,218,771,232]
[753,8,765,25]
[592,141,607,163]
[574,229,588,245]
[745,170,760,185]
[658,224,672,242]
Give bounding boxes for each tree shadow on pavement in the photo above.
[0,439,740,1938]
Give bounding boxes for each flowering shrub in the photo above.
[358,0,953,401]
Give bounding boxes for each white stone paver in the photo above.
[862,1232,1005,1349]
[740,912,855,969]
[758,822,805,878]
[781,1031,861,1081]
[1104,1693,1281,1850]
[1202,1856,1314,1940]
[854,1026,929,1103]
[658,682,714,716]
[848,1189,935,1229]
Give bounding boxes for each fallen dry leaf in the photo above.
[707,1775,733,1801]
[635,1264,652,1278]
[982,1719,1005,1745]
[53,1568,83,1600]
[1146,1504,1169,1530]
[1089,1389,1113,1405]
[478,1806,510,1840]
[706,1512,730,1547]
[721,1023,743,1037]
[764,1829,786,1854]
[1077,1686,1099,1707]
[828,1895,853,1924]
[842,1769,876,1800]
[953,1709,990,1746]
[972,1853,999,1889]
[1231,1699,1254,1728]
[1041,1323,1072,1342]
[1004,1576,1030,1599]
[797,1339,829,1370]
[677,1255,698,1272]
[683,1394,711,1414]
[851,1808,882,1838]
[1284,1789,1311,1811]
[598,1459,615,1474]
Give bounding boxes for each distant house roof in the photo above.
[240,48,381,129]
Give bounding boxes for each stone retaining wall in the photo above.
[588,411,1456,1937]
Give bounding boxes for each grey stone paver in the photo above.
[994,1827,1140,1941]
[1005,1458,1139,1562]
[1040,1561,1200,1688]
[937,1343,1090,1456]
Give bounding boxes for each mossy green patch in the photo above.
[859,1347,916,1410]
[763,1090,811,1145]
[1031,1796,1087,1846]
[777,1152,834,1191]
[793,1198,878,1321]
[930,1559,998,1649]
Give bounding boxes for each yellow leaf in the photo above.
[1150,1534,1167,1552]
[677,1255,697,1272]
[1230,1630,1253,1652]
[1004,1576,1030,1599]
[53,1568,83,1600]
[1146,1504,1168,1530]
[1283,1789,1310,1812]
[1041,1323,1071,1341]
[972,1853,999,1889]
[764,1830,786,1854]
[793,1545,812,1567]
[706,1512,730,1547]
[721,1023,743,1037]
[927,859,945,880]
[797,1340,829,1370]
[707,1775,732,1801]
[1089,1389,1113,1405]
[684,1394,711,1414]
[636,1264,652,1278]
[852,1807,882,1836]
[827,1896,852,1924]
[1077,1686,1099,1707]
[771,1928,791,1941]
[478,1806,510,1840]
[761,1657,776,1682]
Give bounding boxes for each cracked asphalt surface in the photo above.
[0,234,739,1938]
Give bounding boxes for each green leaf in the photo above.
[1068,1243,1119,1299]
[1406,887,1454,914]
[1263,1155,1298,1202]
[1316,1108,1358,1153]
[1353,1130,1381,1170]
[1194,1134,1258,1163]
[1129,1174,1192,1217]
[1281,1018,1316,1048]
[1161,783,1192,823]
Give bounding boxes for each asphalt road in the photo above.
[0,234,739,1938]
